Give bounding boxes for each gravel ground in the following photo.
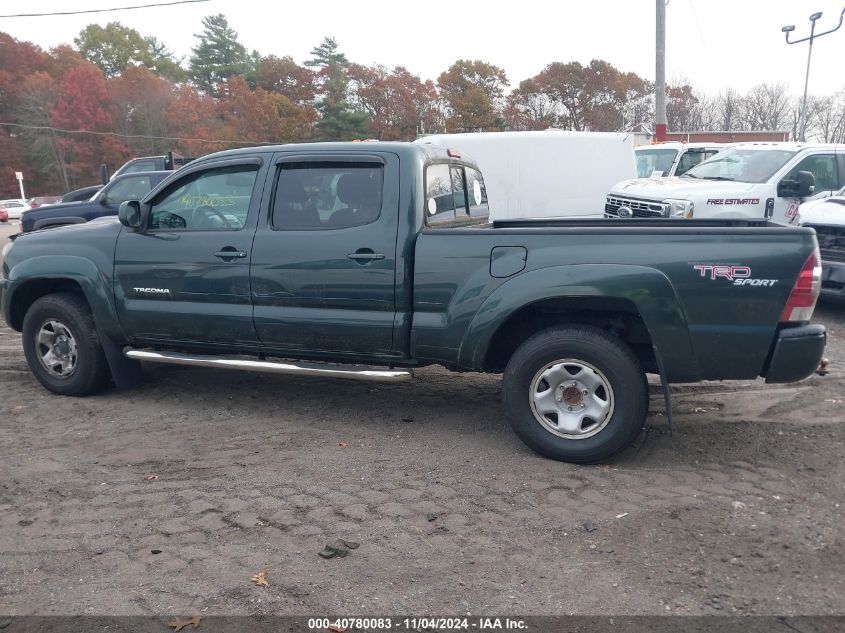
[0,220,843,616]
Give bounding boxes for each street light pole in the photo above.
[655,0,667,142]
[782,7,845,142]
[798,16,817,142]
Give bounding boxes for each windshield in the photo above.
[684,149,797,183]
[635,148,678,177]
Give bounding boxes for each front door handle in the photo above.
[347,249,385,263]
[214,248,247,260]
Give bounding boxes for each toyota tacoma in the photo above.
[0,142,827,463]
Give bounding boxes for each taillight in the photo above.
[780,247,822,322]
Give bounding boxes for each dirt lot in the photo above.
[0,220,843,617]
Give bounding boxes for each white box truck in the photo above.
[414,130,636,219]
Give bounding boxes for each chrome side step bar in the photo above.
[123,348,412,383]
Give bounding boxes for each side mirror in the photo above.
[795,170,815,198]
[778,170,815,198]
[118,200,141,229]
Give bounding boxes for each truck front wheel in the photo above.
[22,293,111,396]
[502,325,648,463]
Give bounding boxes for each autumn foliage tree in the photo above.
[504,78,556,131]
[50,64,127,188]
[0,34,55,196]
[4,14,845,199]
[256,55,316,105]
[165,86,225,156]
[438,60,508,133]
[110,66,176,155]
[528,60,651,132]
[217,75,314,144]
[348,64,440,140]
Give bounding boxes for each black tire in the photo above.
[22,292,111,396]
[502,325,648,463]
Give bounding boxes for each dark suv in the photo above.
[21,171,172,233]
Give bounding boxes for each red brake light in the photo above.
[447,148,461,158]
[780,248,822,322]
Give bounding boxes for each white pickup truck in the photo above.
[799,185,845,300]
[634,142,725,178]
[606,143,845,225]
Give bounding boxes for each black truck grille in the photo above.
[604,196,668,218]
[807,224,845,263]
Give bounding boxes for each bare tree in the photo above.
[14,72,70,191]
[742,83,793,131]
[714,89,743,131]
[812,92,845,143]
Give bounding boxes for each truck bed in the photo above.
[413,221,820,383]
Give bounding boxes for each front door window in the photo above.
[149,165,258,231]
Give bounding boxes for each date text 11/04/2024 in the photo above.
[307,617,528,630]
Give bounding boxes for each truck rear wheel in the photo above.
[502,325,648,463]
[22,293,110,396]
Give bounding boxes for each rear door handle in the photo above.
[214,249,247,260]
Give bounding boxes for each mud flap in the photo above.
[652,344,673,436]
[101,335,142,389]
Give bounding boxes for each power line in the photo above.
[686,0,707,48]
[0,121,272,146]
[0,0,210,19]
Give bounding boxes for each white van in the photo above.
[415,130,636,219]
[605,143,845,224]
[635,142,726,178]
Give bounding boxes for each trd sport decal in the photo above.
[692,264,778,287]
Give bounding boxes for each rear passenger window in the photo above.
[451,166,467,213]
[272,162,383,230]
[425,164,456,224]
[465,167,489,219]
[425,163,489,225]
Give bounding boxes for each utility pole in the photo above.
[655,0,667,142]
[782,8,845,142]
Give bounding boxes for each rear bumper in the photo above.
[763,323,826,384]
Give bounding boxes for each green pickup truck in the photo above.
[0,142,827,463]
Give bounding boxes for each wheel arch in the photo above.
[482,296,657,374]
[9,278,87,331]
[5,256,122,341]
[459,264,700,382]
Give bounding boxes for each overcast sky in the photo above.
[3,0,845,96]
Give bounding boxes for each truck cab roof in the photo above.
[730,142,845,153]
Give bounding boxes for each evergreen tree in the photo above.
[144,36,185,82]
[305,37,368,141]
[189,14,250,96]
